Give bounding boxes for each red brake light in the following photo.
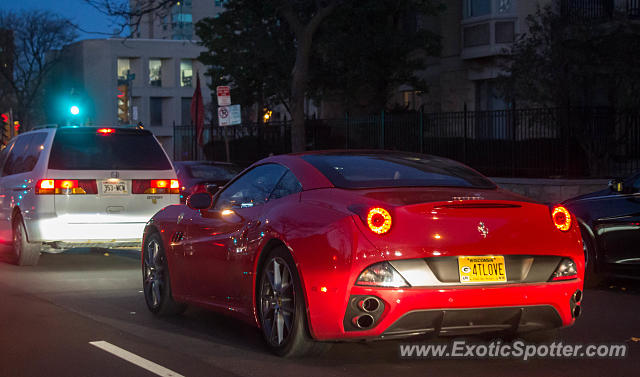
[36,179,97,195]
[152,180,169,188]
[366,207,392,234]
[552,206,572,232]
[56,180,78,189]
[133,179,180,194]
[97,128,115,135]
[39,179,54,189]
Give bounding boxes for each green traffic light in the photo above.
[70,105,80,115]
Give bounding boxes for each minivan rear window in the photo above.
[48,128,172,170]
[301,153,496,189]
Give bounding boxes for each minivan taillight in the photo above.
[36,179,98,195]
[132,179,179,194]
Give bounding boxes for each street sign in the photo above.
[218,104,242,126]
[229,104,241,125]
[216,86,231,106]
[218,106,230,126]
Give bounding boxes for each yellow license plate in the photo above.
[458,256,507,283]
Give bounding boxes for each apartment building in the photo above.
[46,38,211,157]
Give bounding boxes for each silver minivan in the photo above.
[0,126,179,265]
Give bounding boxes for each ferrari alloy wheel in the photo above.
[11,215,41,266]
[143,233,186,316]
[260,256,296,347]
[258,247,326,357]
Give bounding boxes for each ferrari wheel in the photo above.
[11,215,41,266]
[143,233,186,316]
[258,247,324,357]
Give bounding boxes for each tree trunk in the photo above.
[290,34,312,152]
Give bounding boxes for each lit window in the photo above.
[149,59,162,87]
[117,58,130,83]
[180,59,193,87]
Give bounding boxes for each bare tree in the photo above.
[0,10,77,129]
[84,0,177,36]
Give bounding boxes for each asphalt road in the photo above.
[0,249,639,377]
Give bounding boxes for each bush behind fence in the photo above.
[174,107,640,178]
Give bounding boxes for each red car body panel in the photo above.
[143,153,584,341]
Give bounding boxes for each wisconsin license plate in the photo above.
[458,256,507,283]
[101,180,128,195]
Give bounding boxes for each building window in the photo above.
[495,21,515,43]
[463,0,491,19]
[181,97,192,125]
[497,0,512,14]
[149,59,162,87]
[150,97,163,126]
[117,58,130,83]
[180,59,193,87]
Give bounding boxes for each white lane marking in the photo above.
[89,341,185,377]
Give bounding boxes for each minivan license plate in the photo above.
[102,180,128,195]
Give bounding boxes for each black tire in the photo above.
[581,229,604,288]
[12,214,41,266]
[142,233,186,316]
[258,247,328,357]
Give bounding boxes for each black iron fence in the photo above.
[174,107,640,178]
[560,0,640,21]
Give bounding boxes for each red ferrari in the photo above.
[142,151,584,356]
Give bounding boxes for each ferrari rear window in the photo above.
[301,153,496,189]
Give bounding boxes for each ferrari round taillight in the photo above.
[552,206,572,232]
[366,207,392,234]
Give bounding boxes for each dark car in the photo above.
[173,161,242,202]
[563,174,640,286]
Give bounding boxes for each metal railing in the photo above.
[174,107,640,178]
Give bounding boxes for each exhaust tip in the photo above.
[358,297,381,312]
[573,289,583,303]
[572,305,582,318]
[352,314,375,329]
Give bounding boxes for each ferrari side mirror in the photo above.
[187,192,213,210]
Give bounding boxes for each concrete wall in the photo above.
[491,177,609,204]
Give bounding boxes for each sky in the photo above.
[0,0,126,40]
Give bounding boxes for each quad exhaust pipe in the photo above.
[572,305,581,318]
[352,314,375,329]
[358,297,381,312]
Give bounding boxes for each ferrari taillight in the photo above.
[552,206,572,232]
[366,207,392,234]
[550,258,578,281]
[132,179,180,194]
[36,179,97,195]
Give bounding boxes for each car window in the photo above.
[20,133,47,173]
[189,164,242,181]
[48,128,171,170]
[269,170,302,200]
[1,133,45,176]
[214,164,286,210]
[0,139,16,173]
[301,153,496,189]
